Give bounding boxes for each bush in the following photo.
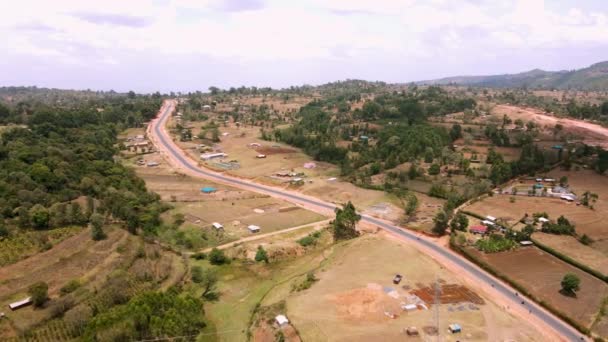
[255,246,269,263]
[191,252,206,260]
[293,272,318,292]
[475,234,517,253]
[60,280,81,296]
[561,273,580,295]
[579,234,593,246]
[297,235,315,247]
[28,281,49,307]
[209,248,229,265]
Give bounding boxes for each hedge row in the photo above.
[530,237,608,283]
[449,235,591,336]
[460,210,485,221]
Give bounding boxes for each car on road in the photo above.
[393,274,403,284]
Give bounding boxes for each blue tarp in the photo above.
[201,187,217,193]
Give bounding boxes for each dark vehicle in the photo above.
[393,274,403,284]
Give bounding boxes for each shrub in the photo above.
[28,281,49,307]
[561,273,580,295]
[191,252,206,260]
[209,248,229,265]
[475,234,517,253]
[60,280,81,296]
[297,235,316,247]
[255,246,269,263]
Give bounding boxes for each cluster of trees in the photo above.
[332,201,361,241]
[83,288,205,341]
[541,215,576,235]
[0,94,166,238]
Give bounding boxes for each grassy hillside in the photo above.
[419,61,608,90]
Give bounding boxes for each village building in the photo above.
[201,152,228,161]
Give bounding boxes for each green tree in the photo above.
[405,194,419,216]
[29,204,50,230]
[191,267,218,300]
[332,201,361,241]
[255,245,269,263]
[0,222,8,238]
[211,128,221,142]
[90,213,106,241]
[28,281,49,307]
[69,203,87,226]
[449,124,462,141]
[428,163,441,175]
[560,273,580,295]
[432,210,449,235]
[209,248,229,265]
[450,212,469,231]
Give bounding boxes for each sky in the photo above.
[1,0,608,93]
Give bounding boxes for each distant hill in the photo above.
[418,61,608,90]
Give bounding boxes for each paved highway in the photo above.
[152,101,585,341]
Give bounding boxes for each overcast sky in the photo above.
[1,0,608,93]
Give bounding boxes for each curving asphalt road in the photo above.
[152,101,586,341]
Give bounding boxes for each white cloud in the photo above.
[1,0,607,90]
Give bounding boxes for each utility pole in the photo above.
[434,274,441,342]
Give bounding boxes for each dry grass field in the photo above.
[286,234,543,341]
[130,152,327,250]
[468,246,608,332]
[533,233,608,276]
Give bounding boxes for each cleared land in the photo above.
[492,104,608,149]
[129,152,327,251]
[533,233,608,276]
[286,234,543,341]
[468,246,608,332]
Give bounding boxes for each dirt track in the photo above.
[495,105,608,148]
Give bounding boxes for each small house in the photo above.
[202,104,212,111]
[544,178,555,182]
[256,154,266,159]
[9,297,32,311]
[146,161,159,167]
[538,217,549,224]
[448,323,462,334]
[560,195,574,201]
[485,215,496,222]
[401,304,417,311]
[212,222,223,230]
[275,314,289,326]
[520,241,534,246]
[201,187,217,194]
[248,225,260,233]
[469,225,488,234]
[405,327,419,336]
[201,152,228,161]
[481,220,495,227]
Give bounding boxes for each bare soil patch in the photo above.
[412,284,485,305]
[287,235,543,341]
[493,105,608,148]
